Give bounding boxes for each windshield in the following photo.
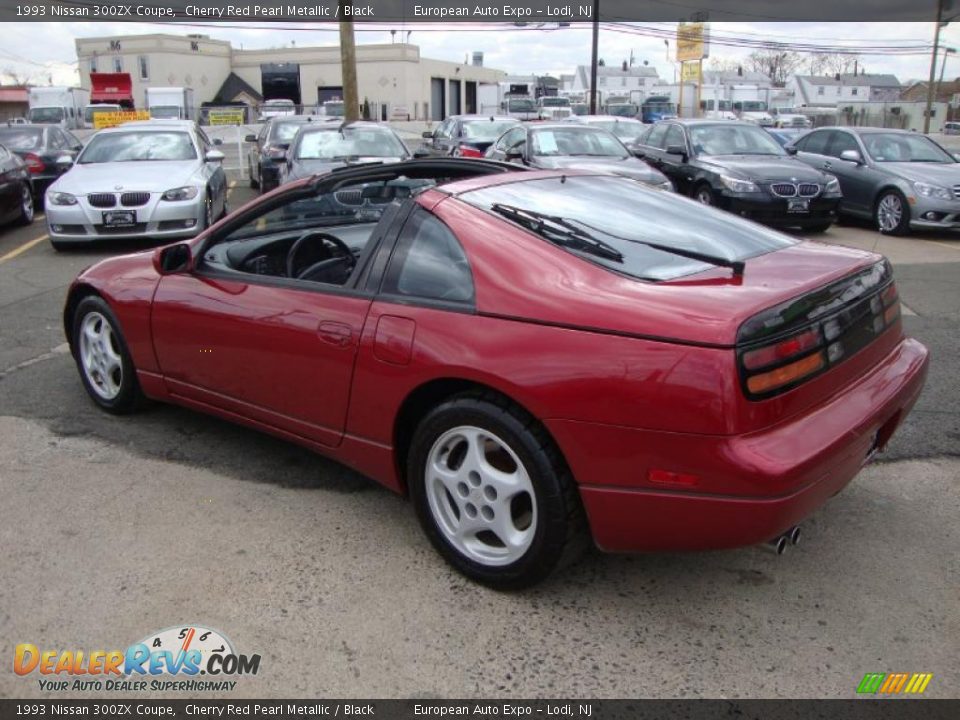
[324,103,345,117]
[295,127,407,160]
[28,107,64,123]
[462,120,519,140]
[271,121,309,143]
[607,104,638,117]
[571,104,588,116]
[508,98,535,112]
[78,131,197,163]
[150,106,182,119]
[530,128,628,158]
[0,128,42,150]
[540,98,570,107]
[741,101,768,112]
[861,133,955,163]
[591,119,644,140]
[689,124,785,156]
[462,176,794,281]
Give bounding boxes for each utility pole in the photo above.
[339,1,359,122]
[590,0,600,114]
[924,0,945,133]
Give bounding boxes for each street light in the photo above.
[939,47,957,87]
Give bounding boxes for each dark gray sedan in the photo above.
[279,122,410,185]
[789,126,960,235]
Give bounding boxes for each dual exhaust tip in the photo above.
[764,525,802,555]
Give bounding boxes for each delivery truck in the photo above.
[145,87,195,120]
[27,86,89,129]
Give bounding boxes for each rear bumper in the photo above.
[723,194,840,227]
[552,337,929,553]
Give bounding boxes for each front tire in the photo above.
[408,394,585,589]
[876,190,911,235]
[694,183,715,206]
[71,296,144,414]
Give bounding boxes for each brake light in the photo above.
[742,328,821,370]
[457,145,483,158]
[746,352,826,394]
[23,153,45,174]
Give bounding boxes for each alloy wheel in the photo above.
[78,312,123,401]
[877,193,902,232]
[20,184,34,223]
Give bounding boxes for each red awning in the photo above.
[0,87,28,103]
[90,73,133,103]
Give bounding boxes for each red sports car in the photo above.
[64,159,929,588]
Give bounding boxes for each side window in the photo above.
[663,124,686,151]
[382,209,474,304]
[798,130,831,155]
[827,132,859,158]
[436,119,454,139]
[64,131,82,148]
[645,123,668,148]
[497,127,524,151]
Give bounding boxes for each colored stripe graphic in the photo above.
[857,673,886,694]
[857,672,933,694]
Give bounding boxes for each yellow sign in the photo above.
[677,22,709,62]
[681,62,702,83]
[207,108,245,126]
[93,110,150,129]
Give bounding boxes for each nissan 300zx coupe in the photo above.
[63,158,928,588]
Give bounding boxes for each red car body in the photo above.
[64,163,929,558]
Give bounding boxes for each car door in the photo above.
[195,131,227,217]
[655,124,691,191]
[819,130,881,216]
[150,189,387,447]
[0,145,20,218]
[437,119,460,156]
[634,122,669,165]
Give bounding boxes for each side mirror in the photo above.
[953,152,960,162]
[205,150,225,163]
[72,144,83,152]
[786,146,798,155]
[840,149,863,164]
[412,148,430,158]
[505,150,524,162]
[155,243,192,275]
[55,154,74,168]
[422,130,433,139]
[244,134,257,143]
[212,138,223,146]
[665,144,688,161]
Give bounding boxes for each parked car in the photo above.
[62,158,929,587]
[0,123,83,203]
[0,143,34,227]
[632,119,841,231]
[942,121,960,135]
[246,116,329,192]
[789,126,960,235]
[45,122,227,250]
[416,115,521,158]
[565,115,647,146]
[279,121,410,185]
[765,127,808,148]
[485,123,673,189]
[259,98,297,120]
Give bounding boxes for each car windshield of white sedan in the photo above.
[0,128,42,150]
[861,133,955,163]
[463,176,796,282]
[295,128,406,159]
[531,128,628,158]
[462,120,518,140]
[78,131,197,163]
[690,125,784,156]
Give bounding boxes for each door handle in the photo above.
[317,321,352,347]
[822,162,832,169]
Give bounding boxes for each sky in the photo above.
[3,21,960,87]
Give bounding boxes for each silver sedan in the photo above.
[45,121,228,250]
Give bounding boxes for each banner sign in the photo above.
[92,110,150,129]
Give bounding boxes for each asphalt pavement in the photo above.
[0,180,957,699]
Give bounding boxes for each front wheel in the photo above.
[71,296,144,414]
[408,394,585,589]
[876,190,911,235]
[17,182,34,225]
[694,184,715,206]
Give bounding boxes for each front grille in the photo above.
[798,183,821,197]
[120,192,150,207]
[93,223,147,235]
[952,184,960,199]
[334,189,364,205]
[87,193,116,208]
[770,183,797,197]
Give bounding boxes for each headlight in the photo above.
[719,174,759,193]
[913,180,952,200]
[161,186,199,201]
[47,191,77,206]
[658,180,674,191]
[824,176,842,196]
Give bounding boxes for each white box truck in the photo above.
[27,87,89,129]
[145,87,195,120]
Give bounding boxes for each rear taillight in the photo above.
[23,153,45,174]
[457,145,483,158]
[738,263,901,400]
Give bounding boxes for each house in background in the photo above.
[569,64,660,104]
[787,73,902,107]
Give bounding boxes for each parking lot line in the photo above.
[928,240,960,252]
[0,234,48,265]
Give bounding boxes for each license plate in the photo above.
[787,198,810,213]
[103,210,136,226]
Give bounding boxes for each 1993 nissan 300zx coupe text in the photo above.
[64,159,928,588]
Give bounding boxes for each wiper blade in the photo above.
[490,204,624,263]
[569,217,745,276]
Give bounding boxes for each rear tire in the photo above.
[408,393,586,589]
[17,182,34,225]
[875,190,911,236]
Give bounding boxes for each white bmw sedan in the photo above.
[45,123,227,250]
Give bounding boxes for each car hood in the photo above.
[877,161,960,186]
[50,161,201,194]
[288,156,405,181]
[533,155,669,185]
[700,155,827,182]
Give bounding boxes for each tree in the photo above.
[1,67,41,86]
[746,50,803,86]
[806,53,860,77]
[707,57,742,74]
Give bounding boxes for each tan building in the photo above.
[75,33,506,121]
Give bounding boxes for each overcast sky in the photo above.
[3,21,960,87]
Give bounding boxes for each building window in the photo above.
[817,86,824,95]
[113,56,123,73]
[191,41,200,52]
[138,56,149,80]
[89,57,97,73]
[836,86,841,95]
[852,87,858,96]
